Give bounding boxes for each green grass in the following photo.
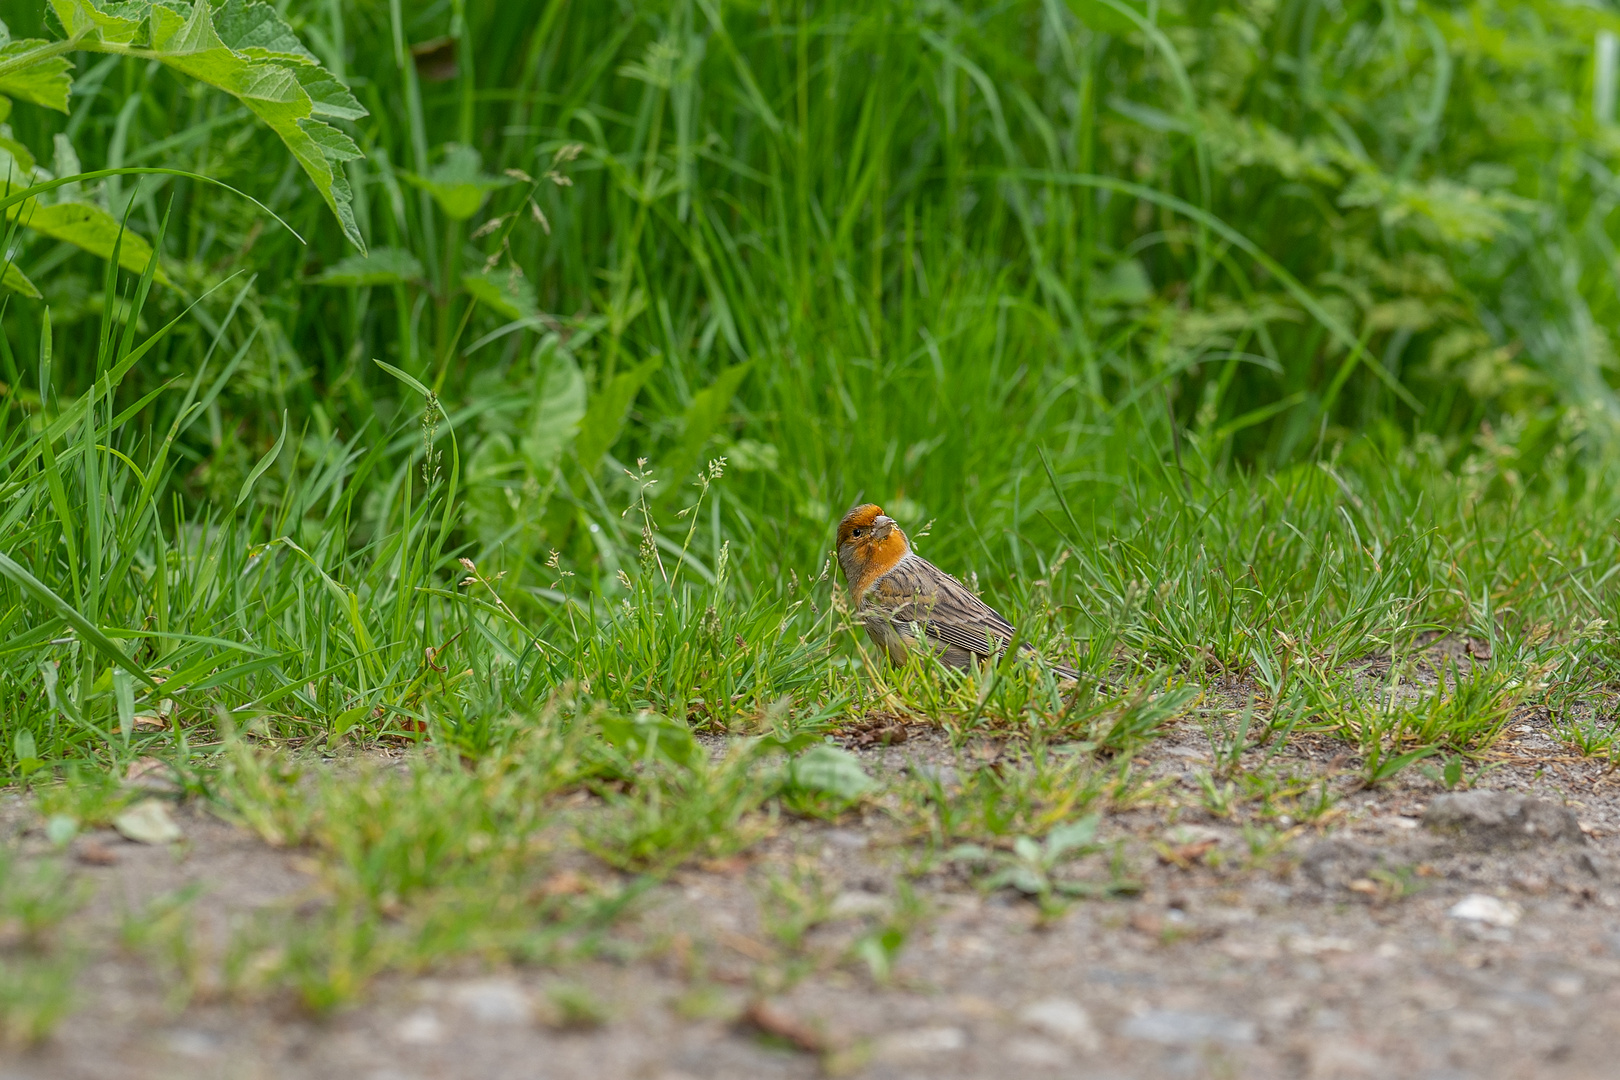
[2,0,1620,1030]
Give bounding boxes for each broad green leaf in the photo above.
[1093,258,1153,305]
[45,0,371,251]
[462,267,536,320]
[0,134,163,282]
[596,711,704,772]
[49,0,144,44]
[786,746,875,800]
[0,39,72,112]
[0,128,32,171]
[0,259,40,297]
[314,247,423,286]
[2,198,167,283]
[402,144,513,221]
[1043,816,1100,859]
[575,356,662,474]
[660,361,752,493]
[520,350,586,473]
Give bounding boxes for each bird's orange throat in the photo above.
[850,530,910,598]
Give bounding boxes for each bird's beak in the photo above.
[872,515,896,536]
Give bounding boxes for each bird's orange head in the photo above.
[835,503,910,597]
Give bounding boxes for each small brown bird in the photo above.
[835,503,1078,680]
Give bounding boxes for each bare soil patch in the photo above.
[5,709,1620,1080]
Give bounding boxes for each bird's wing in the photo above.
[864,556,1018,658]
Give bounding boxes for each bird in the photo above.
[834,503,1079,681]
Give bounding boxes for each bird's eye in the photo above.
[854,527,867,536]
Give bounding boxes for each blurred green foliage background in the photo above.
[3,0,1620,766]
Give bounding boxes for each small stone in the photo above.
[874,1026,967,1060]
[829,891,888,919]
[909,763,961,788]
[1018,998,1100,1052]
[1423,791,1583,850]
[1258,996,1303,1023]
[1547,974,1585,998]
[1120,1010,1256,1047]
[113,799,182,845]
[125,756,180,793]
[395,1008,444,1045]
[164,1029,220,1058]
[1004,1035,1071,1067]
[448,979,532,1025]
[1447,894,1521,928]
[76,839,119,866]
[1308,1037,1385,1078]
[1300,838,1386,891]
[1447,1011,1493,1034]
[740,1000,825,1053]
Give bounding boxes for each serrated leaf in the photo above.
[295,66,365,120]
[150,0,226,54]
[297,116,361,161]
[402,143,513,221]
[45,0,368,251]
[0,39,72,112]
[212,0,317,64]
[313,247,422,287]
[235,60,301,103]
[462,267,536,320]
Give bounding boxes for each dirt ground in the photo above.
[5,702,1620,1080]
